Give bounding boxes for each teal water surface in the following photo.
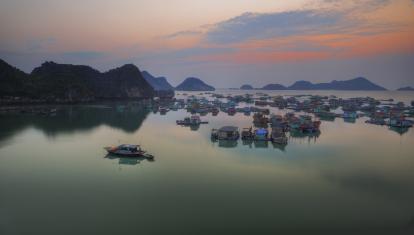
[1,90,414,235]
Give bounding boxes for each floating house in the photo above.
[271,128,288,145]
[241,127,254,140]
[253,113,269,127]
[211,126,240,140]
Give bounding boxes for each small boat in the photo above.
[176,115,208,126]
[169,103,179,111]
[388,117,413,128]
[104,144,154,160]
[211,107,219,116]
[176,117,191,125]
[365,118,386,125]
[227,107,236,115]
[243,107,251,116]
[159,107,169,115]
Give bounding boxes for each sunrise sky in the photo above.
[1,0,413,88]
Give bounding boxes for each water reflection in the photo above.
[271,142,287,152]
[0,92,414,234]
[318,116,336,122]
[289,130,320,140]
[104,154,154,166]
[215,140,238,148]
[321,166,414,206]
[189,125,200,131]
[344,118,357,124]
[210,130,320,150]
[215,139,287,151]
[242,139,253,148]
[389,127,410,135]
[0,101,150,145]
[253,140,268,148]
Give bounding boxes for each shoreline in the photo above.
[0,96,169,107]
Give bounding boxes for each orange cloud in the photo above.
[324,31,414,58]
[188,29,414,64]
[191,50,330,63]
[162,0,414,65]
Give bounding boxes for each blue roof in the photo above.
[255,128,268,135]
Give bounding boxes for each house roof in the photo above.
[255,128,268,135]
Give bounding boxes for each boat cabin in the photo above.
[117,144,140,152]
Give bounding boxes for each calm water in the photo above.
[1,90,414,235]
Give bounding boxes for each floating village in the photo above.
[170,92,414,146]
[2,92,414,151]
[76,92,407,151]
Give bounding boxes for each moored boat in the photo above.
[104,144,154,160]
[176,115,208,126]
[159,107,169,115]
[388,117,413,128]
[365,118,386,125]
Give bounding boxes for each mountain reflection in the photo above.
[0,102,151,144]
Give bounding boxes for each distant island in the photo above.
[1,58,392,105]
[175,77,215,91]
[141,71,174,97]
[287,77,386,90]
[240,84,254,90]
[0,59,155,103]
[261,84,287,90]
[397,86,414,91]
[255,77,387,91]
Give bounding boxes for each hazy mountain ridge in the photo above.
[141,70,175,97]
[240,84,254,90]
[257,77,386,91]
[397,86,414,91]
[141,71,174,91]
[0,59,155,102]
[261,84,287,90]
[287,77,386,90]
[176,77,215,91]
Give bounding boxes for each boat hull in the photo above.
[104,147,146,157]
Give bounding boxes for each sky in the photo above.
[0,0,413,89]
